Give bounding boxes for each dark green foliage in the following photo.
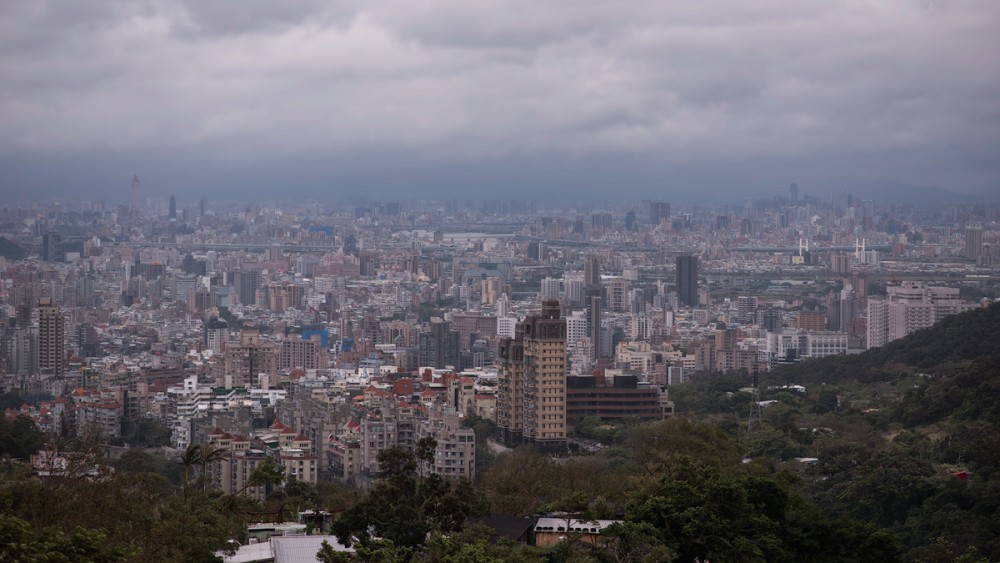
[0,513,134,562]
[333,447,487,550]
[0,391,25,410]
[628,459,900,562]
[0,415,46,459]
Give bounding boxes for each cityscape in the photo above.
[1,185,998,558]
[2,1,999,562]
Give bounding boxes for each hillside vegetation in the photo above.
[667,303,1000,561]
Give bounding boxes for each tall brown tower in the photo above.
[37,298,65,376]
[496,300,567,452]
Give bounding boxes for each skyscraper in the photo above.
[169,195,177,219]
[650,201,670,226]
[587,291,602,360]
[234,269,261,306]
[130,175,141,218]
[965,226,983,262]
[37,298,65,377]
[788,183,799,205]
[583,256,601,291]
[42,232,61,262]
[676,254,699,307]
[839,284,857,337]
[496,300,567,451]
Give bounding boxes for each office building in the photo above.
[234,269,262,306]
[566,375,672,423]
[676,254,699,307]
[42,233,62,263]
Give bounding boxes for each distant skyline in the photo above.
[1,1,998,203]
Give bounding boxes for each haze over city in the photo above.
[4,2,1000,562]
[2,0,999,202]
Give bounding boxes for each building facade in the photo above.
[496,300,567,452]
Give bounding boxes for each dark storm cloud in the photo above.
[0,0,997,201]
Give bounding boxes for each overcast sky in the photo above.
[1,0,998,204]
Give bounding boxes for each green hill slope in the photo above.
[769,303,1000,386]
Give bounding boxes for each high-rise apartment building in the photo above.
[562,274,584,307]
[587,292,602,360]
[203,317,230,354]
[839,285,858,337]
[223,330,277,388]
[418,318,460,369]
[583,256,601,292]
[676,254,699,307]
[866,282,977,349]
[540,277,561,302]
[591,212,613,233]
[650,201,671,226]
[278,334,328,371]
[605,278,628,312]
[37,298,65,376]
[496,300,567,452]
[736,296,758,324]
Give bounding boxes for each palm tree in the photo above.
[197,443,226,492]
[181,443,201,502]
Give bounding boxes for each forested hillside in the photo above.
[667,303,1000,561]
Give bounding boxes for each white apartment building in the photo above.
[867,282,977,349]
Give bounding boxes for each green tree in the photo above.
[333,447,485,550]
[599,522,674,563]
[0,513,135,562]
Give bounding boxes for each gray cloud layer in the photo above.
[1,0,998,201]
